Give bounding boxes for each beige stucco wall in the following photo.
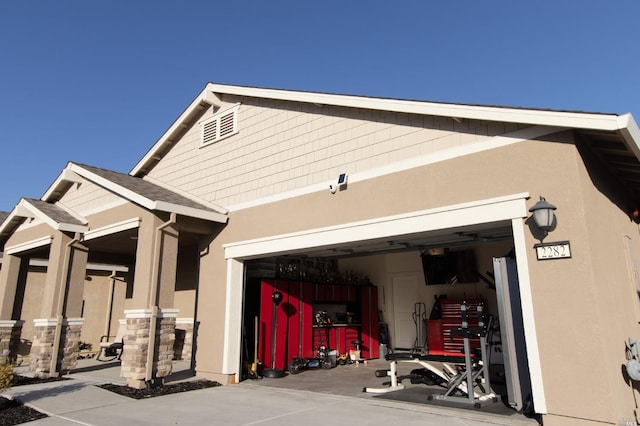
[81,272,128,348]
[192,132,640,424]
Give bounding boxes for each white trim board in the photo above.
[207,83,625,131]
[84,217,141,241]
[224,193,529,259]
[5,236,53,255]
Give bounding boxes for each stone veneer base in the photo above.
[121,309,178,388]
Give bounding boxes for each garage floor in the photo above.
[248,358,534,423]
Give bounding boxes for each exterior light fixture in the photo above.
[529,196,556,234]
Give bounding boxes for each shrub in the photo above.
[0,362,13,389]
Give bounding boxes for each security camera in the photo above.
[329,184,337,194]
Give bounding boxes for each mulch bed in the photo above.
[0,374,65,426]
[99,379,221,399]
[0,397,47,426]
[0,374,220,425]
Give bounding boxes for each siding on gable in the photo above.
[146,96,528,208]
[58,178,123,216]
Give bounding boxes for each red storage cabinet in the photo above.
[259,281,381,367]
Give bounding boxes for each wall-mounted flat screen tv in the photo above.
[421,249,477,285]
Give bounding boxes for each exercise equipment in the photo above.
[263,291,286,378]
[412,302,427,353]
[288,346,332,374]
[364,301,498,408]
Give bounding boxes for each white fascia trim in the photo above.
[208,83,624,131]
[226,126,557,212]
[511,218,547,413]
[153,201,228,223]
[224,193,529,260]
[42,167,83,202]
[0,208,29,237]
[69,164,155,210]
[20,199,88,234]
[131,89,222,176]
[25,258,128,272]
[617,113,640,161]
[5,236,52,255]
[84,217,141,241]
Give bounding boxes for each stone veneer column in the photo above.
[0,320,24,364]
[121,308,178,388]
[30,318,84,378]
[174,318,194,361]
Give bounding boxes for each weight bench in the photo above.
[363,351,473,395]
[364,301,498,407]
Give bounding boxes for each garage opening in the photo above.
[238,227,533,416]
[223,193,543,418]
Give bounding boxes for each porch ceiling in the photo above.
[579,129,640,205]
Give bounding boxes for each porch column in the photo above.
[121,308,178,388]
[174,318,194,361]
[0,320,24,364]
[31,232,88,377]
[122,213,179,388]
[0,253,28,363]
[0,253,24,320]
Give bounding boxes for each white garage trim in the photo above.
[511,218,547,413]
[222,258,244,378]
[224,193,529,259]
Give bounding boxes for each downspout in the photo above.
[145,213,177,388]
[50,232,82,377]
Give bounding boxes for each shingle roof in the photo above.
[23,198,85,226]
[78,163,214,210]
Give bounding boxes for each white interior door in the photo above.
[392,275,418,350]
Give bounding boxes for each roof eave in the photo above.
[130,85,221,176]
[153,201,228,224]
[616,113,640,162]
[130,82,631,180]
[206,83,624,131]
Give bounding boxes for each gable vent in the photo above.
[201,103,240,147]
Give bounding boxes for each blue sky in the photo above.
[1,1,639,212]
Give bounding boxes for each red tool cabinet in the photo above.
[259,280,379,370]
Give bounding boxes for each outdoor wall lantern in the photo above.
[529,196,557,235]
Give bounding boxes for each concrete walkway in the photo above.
[2,360,539,426]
